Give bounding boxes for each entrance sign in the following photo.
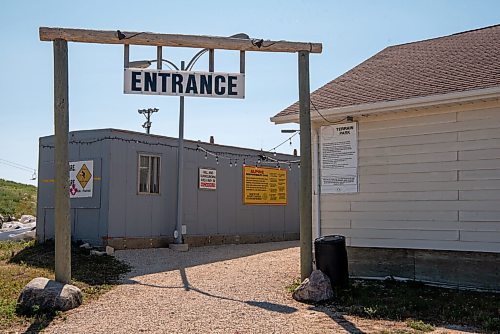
[124,69,245,99]
[320,122,358,193]
[69,160,93,198]
[243,166,287,205]
[199,168,216,190]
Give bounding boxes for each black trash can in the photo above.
[314,235,349,287]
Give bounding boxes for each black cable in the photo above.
[267,131,299,152]
[310,99,348,125]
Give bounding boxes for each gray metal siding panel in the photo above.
[74,209,100,243]
[107,140,128,237]
[38,129,300,245]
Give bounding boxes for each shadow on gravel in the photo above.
[124,267,298,315]
[116,240,298,278]
[21,314,57,334]
[310,305,366,334]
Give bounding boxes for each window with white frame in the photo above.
[138,154,160,194]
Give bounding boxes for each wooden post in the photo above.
[298,51,312,281]
[53,39,71,284]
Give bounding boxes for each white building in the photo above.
[272,25,500,290]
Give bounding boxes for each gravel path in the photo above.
[42,241,476,334]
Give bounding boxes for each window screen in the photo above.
[138,154,160,194]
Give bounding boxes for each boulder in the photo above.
[17,277,82,313]
[292,270,334,303]
[79,243,91,249]
[90,250,106,256]
[20,215,36,224]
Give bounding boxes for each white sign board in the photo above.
[69,160,93,198]
[124,69,245,99]
[320,122,358,193]
[199,168,216,190]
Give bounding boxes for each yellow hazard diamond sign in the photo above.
[76,163,92,189]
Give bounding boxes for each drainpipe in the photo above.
[315,130,321,240]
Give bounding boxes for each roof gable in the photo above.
[274,24,500,119]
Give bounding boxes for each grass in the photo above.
[285,277,302,293]
[289,277,500,333]
[0,240,131,332]
[0,178,37,218]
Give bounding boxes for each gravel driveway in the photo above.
[42,241,475,334]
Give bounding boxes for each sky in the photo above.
[0,0,499,185]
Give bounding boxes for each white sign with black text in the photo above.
[199,168,217,190]
[124,69,245,99]
[320,122,358,193]
[69,160,93,198]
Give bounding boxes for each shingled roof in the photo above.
[273,24,500,120]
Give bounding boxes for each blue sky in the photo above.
[0,0,499,185]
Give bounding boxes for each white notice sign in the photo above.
[320,122,358,193]
[69,160,93,198]
[199,168,216,190]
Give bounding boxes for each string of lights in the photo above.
[267,130,300,153]
[197,145,300,169]
[40,136,301,170]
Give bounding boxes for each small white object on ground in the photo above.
[106,246,115,255]
[79,243,91,249]
[90,250,106,256]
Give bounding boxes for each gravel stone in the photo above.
[41,241,475,334]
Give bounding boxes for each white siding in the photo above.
[318,102,500,253]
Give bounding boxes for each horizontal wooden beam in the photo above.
[39,27,322,53]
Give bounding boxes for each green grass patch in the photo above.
[0,240,131,332]
[405,319,434,332]
[285,277,302,293]
[0,178,37,219]
[320,278,500,333]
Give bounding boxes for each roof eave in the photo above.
[271,86,500,124]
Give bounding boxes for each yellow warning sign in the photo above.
[76,163,92,189]
[243,166,287,205]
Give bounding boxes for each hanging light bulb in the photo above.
[276,163,280,169]
[273,150,277,157]
[257,157,261,164]
[243,159,246,166]
[234,160,238,167]
[229,160,233,167]
[288,164,292,171]
[298,163,301,169]
[205,152,208,159]
[216,156,219,164]
[289,138,292,145]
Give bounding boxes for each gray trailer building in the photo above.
[37,128,299,249]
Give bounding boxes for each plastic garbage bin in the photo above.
[314,235,349,287]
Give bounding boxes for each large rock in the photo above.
[17,277,82,313]
[20,215,36,224]
[292,270,334,303]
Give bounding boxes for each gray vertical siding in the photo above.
[38,128,299,246]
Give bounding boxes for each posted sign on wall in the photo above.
[199,168,216,190]
[124,69,245,99]
[243,166,287,205]
[320,122,358,193]
[69,160,93,198]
